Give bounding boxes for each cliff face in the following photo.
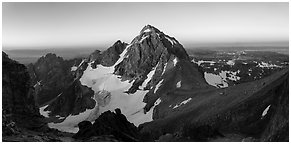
[2,52,45,130]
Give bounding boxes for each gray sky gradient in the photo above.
[2,2,289,49]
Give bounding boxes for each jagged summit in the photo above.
[140,24,161,34]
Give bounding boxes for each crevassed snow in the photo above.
[176,81,181,88]
[79,47,156,127]
[173,98,192,109]
[39,105,50,118]
[49,45,163,133]
[71,66,78,71]
[154,79,164,93]
[261,105,271,118]
[173,57,178,66]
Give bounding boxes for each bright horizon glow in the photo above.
[2,2,289,50]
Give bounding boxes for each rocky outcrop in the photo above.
[110,25,212,113]
[45,80,95,117]
[27,53,78,105]
[88,40,128,68]
[73,109,140,141]
[101,40,128,67]
[2,51,46,130]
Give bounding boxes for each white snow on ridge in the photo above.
[261,105,271,118]
[114,44,131,66]
[78,60,85,67]
[161,62,168,76]
[143,29,151,33]
[139,35,149,43]
[165,36,176,45]
[173,98,192,109]
[154,79,164,93]
[39,105,50,118]
[142,63,159,88]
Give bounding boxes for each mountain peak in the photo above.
[140,24,161,34]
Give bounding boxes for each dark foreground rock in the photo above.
[73,108,140,141]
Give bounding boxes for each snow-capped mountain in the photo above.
[33,25,212,133]
[4,25,289,142]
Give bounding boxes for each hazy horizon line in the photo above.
[3,41,289,51]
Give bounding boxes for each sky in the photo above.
[2,2,289,50]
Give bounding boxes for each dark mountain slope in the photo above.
[2,52,45,129]
[139,69,288,142]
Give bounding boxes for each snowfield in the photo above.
[204,70,241,88]
[48,46,160,133]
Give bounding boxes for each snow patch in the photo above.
[39,105,50,118]
[139,35,149,43]
[173,57,178,66]
[257,62,282,68]
[192,60,216,66]
[154,79,164,93]
[34,81,42,88]
[226,60,235,66]
[78,59,85,67]
[204,70,241,88]
[161,62,168,75]
[204,72,228,88]
[141,63,159,88]
[71,66,78,71]
[173,98,192,109]
[176,81,181,88]
[261,105,271,118]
